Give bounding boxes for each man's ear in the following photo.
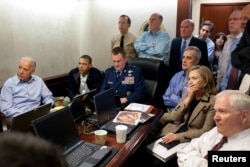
[32,69,35,74]
[241,110,250,124]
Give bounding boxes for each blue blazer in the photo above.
[169,36,210,78]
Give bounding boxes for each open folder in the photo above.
[146,138,189,162]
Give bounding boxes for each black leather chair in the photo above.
[127,57,168,108]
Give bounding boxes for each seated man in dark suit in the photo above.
[169,19,210,78]
[66,55,103,102]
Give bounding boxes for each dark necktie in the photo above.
[180,40,186,59]
[120,35,124,48]
[204,136,227,159]
[116,71,121,81]
[227,66,238,89]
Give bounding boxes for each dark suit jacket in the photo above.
[169,36,210,78]
[231,20,250,74]
[67,67,103,100]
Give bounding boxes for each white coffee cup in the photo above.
[94,130,107,145]
[115,125,128,143]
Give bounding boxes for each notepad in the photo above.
[146,138,189,162]
[124,103,154,113]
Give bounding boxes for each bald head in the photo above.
[149,13,163,34]
[180,19,195,39]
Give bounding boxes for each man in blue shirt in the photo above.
[100,47,145,105]
[195,20,215,67]
[134,13,171,65]
[162,46,201,111]
[0,57,54,122]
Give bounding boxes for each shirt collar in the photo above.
[182,36,192,45]
[227,128,250,142]
[229,32,243,39]
[14,74,36,84]
[120,32,129,37]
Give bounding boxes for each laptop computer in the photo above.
[10,103,52,133]
[94,88,139,136]
[32,106,112,167]
[69,89,96,122]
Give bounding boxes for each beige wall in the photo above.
[0,0,178,85]
[0,0,248,85]
[0,0,81,85]
[79,0,178,72]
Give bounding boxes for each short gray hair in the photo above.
[184,46,201,61]
[20,57,36,70]
[216,90,250,115]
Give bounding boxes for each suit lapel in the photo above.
[187,94,210,124]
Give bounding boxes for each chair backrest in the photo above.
[127,57,166,103]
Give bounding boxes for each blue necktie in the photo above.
[180,40,186,59]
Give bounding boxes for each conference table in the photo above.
[79,108,164,167]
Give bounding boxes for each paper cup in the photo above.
[115,125,128,143]
[94,130,107,145]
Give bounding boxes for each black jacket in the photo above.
[231,20,250,74]
[67,67,103,100]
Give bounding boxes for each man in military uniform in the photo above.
[100,47,145,105]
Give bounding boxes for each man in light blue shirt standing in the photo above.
[0,57,54,121]
[134,13,171,65]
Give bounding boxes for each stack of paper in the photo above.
[124,103,154,113]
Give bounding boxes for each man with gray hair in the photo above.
[162,46,201,111]
[177,90,250,167]
[0,57,54,125]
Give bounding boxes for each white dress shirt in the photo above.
[177,127,250,167]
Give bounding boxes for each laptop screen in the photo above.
[70,89,97,121]
[32,106,80,150]
[11,103,52,133]
[94,88,117,127]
